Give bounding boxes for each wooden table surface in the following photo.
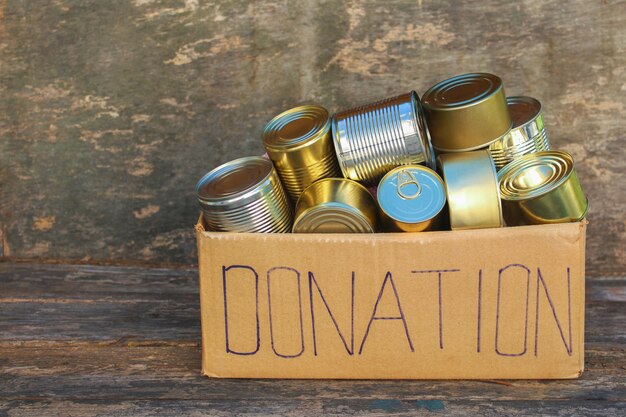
[1,261,624,416]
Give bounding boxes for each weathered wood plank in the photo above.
[0,1,624,275]
[1,399,625,417]
[0,262,201,342]
[0,345,624,401]
[0,300,200,342]
[0,262,198,298]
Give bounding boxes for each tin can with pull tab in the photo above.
[377,165,446,232]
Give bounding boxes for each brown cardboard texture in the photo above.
[196,218,586,379]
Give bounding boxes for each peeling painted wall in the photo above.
[0,0,624,275]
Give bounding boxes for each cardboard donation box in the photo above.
[196,218,587,379]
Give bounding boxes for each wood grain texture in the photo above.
[0,0,624,275]
[0,262,624,415]
[0,400,625,417]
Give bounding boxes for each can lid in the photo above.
[421,73,511,152]
[377,165,446,223]
[293,203,376,233]
[507,96,542,128]
[293,178,377,233]
[196,156,273,203]
[498,151,574,201]
[422,73,503,110]
[263,105,330,151]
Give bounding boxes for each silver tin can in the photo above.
[332,91,435,186]
[196,156,293,233]
[489,96,550,170]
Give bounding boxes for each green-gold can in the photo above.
[293,178,378,233]
[438,150,504,230]
[498,151,588,225]
[263,105,341,203]
[422,73,512,152]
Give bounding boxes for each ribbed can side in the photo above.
[490,127,551,170]
[262,105,339,203]
[201,170,293,233]
[277,151,341,201]
[333,92,432,186]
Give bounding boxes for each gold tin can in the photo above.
[498,151,588,225]
[438,150,504,230]
[293,178,378,233]
[377,165,446,232]
[422,73,512,152]
[332,91,435,186]
[196,156,293,233]
[489,96,551,170]
[263,105,341,203]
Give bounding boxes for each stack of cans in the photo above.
[196,72,587,233]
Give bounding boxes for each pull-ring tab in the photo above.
[396,169,421,200]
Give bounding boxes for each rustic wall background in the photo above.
[0,0,624,275]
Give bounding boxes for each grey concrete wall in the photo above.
[0,0,624,275]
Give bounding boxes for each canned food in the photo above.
[293,178,378,233]
[332,91,435,186]
[263,105,341,202]
[422,73,512,152]
[498,151,588,225]
[196,156,293,233]
[377,165,446,232]
[489,96,551,170]
[438,150,504,230]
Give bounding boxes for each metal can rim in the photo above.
[422,73,504,111]
[330,111,352,179]
[293,178,377,233]
[297,177,372,202]
[196,156,275,207]
[292,202,376,233]
[262,105,331,152]
[410,91,437,169]
[507,96,543,128]
[498,151,575,201]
